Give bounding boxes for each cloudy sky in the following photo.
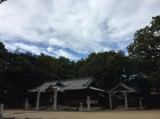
[0,0,160,60]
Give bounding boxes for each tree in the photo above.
[128,16,160,94]
[0,42,8,104]
[128,16,160,60]
[82,51,130,89]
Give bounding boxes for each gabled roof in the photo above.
[62,78,93,90]
[28,77,103,92]
[108,83,136,93]
[29,81,59,92]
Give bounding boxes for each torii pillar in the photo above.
[124,93,128,110]
[109,93,112,109]
[53,88,57,111]
[0,104,4,118]
[86,96,91,111]
[25,97,28,110]
[36,89,41,110]
[139,97,143,110]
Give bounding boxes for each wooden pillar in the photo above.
[53,88,57,111]
[139,98,142,110]
[0,104,4,118]
[86,96,91,111]
[36,89,41,110]
[124,93,128,110]
[25,97,28,110]
[109,93,112,109]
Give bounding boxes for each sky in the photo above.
[0,0,160,60]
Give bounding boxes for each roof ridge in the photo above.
[44,80,58,83]
[41,77,92,83]
[28,77,94,92]
[109,83,135,92]
[62,77,92,82]
[83,78,94,87]
[120,83,135,91]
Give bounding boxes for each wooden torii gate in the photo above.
[25,85,59,111]
[108,83,136,110]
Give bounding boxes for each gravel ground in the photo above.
[2,109,160,119]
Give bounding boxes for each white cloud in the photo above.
[5,43,43,54]
[47,47,53,53]
[54,49,79,60]
[48,37,65,47]
[5,42,79,60]
[0,0,160,60]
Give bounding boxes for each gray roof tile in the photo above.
[29,77,94,92]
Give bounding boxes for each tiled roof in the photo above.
[29,77,96,92]
[29,81,58,92]
[108,83,136,93]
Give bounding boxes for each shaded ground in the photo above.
[3,109,160,119]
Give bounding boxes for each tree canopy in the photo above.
[128,16,160,94]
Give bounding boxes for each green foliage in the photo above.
[85,51,129,89]
[128,16,160,60]
[128,15,160,94]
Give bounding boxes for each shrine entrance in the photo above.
[108,83,136,110]
[114,92,125,108]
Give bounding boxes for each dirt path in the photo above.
[3,109,160,119]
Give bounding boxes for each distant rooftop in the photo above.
[107,83,140,93]
[29,77,104,92]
